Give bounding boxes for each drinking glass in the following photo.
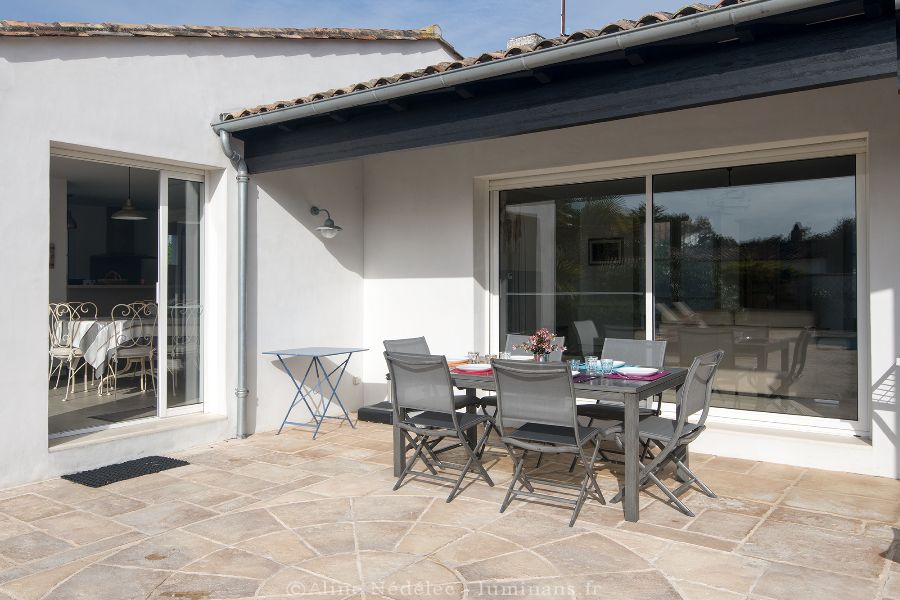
[568,359,580,373]
[601,358,615,375]
[585,356,599,374]
[467,351,479,363]
[499,352,511,360]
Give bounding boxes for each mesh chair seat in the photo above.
[504,422,607,448]
[407,410,488,430]
[577,402,657,421]
[603,416,702,443]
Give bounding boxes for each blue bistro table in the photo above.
[263,347,368,438]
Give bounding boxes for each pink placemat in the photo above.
[603,370,671,381]
[451,368,493,377]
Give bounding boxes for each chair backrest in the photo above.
[67,302,99,319]
[788,327,812,379]
[505,334,566,362]
[492,359,579,435]
[601,338,666,368]
[384,352,455,417]
[572,320,600,356]
[676,349,725,433]
[679,327,734,369]
[111,302,157,349]
[48,304,71,349]
[383,336,430,354]
[168,304,202,356]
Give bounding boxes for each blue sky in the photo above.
[0,0,695,56]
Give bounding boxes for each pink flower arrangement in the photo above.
[514,328,566,355]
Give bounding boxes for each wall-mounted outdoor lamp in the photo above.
[310,206,342,239]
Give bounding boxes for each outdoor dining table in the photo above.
[392,366,688,523]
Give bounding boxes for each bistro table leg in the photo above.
[464,388,478,447]
[623,392,640,522]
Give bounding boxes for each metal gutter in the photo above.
[218,131,249,438]
[211,0,837,133]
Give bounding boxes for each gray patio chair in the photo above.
[383,336,430,354]
[608,349,725,517]
[385,351,495,502]
[578,338,668,423]
[492,359,609,526]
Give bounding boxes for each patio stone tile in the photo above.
[379,559,462,599]
[113,500,217,535]
[480,509,589,547]
[746,462,805,481]
[254,489,327,508]
[864,522,899,540]
[254,451,313,467]
[358,550,422,583]
[702,456,758,474]
[74,493,147,517]
[781,487,900,523]
[231,461,309,484]
[394,522,469,555]
[690,468,793,503]
[31,510,131,546]
[882,572,900,599]
[351,495,432,522]
[298,456,386,476]
[209,494,261,513]
[236,530,317,564]
[750,561,879,600]
[619,522,737,552]
[0,556,94,600]
[183,467,274,494]
[268,498,352,528]
[535,532,649,575]
[22,479,106,505]
[120,478,214,504]
[184,508,284,545]
[256,566,351,597]
[671,580,745,600]
[44,564,169,600]
[251,475,327,502]
[767,505,863,534]
[796,469,900,502]
[14,531,145,574]
[250,434,320,453]
[147,572,262,599]
[455,549,557,581]
[686,509,760,540]
[654,543,765,594]
[355,521,413,551]
[0,531,73,562]
[101,472,181,495]
[0,495,71,522]
[570,571,682,600]
[631,501,695,530]
[180,486,244,508]
[597,528,671,563]
[0,514,33,541]
[182,449,255,470]
[739,520,888,579]
[431,532,522,567]
[679,492,773,518]
[303,472,391,497]
[295,522,357,555]
[101,529,222,571]
[183,547,281,579]
[420,497,505,530]
[296,553,361,586]
[466,578,575,599]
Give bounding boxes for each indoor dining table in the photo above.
[392,366,688,523]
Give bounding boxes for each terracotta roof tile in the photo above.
[216,0,755,123]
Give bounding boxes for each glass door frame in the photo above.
[486,135,870,436]
[158,170,206,418]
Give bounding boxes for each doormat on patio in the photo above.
[90,406,156,423]
[62,456,189,488]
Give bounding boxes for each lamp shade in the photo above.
[311,206,341,239]
[112,167,146,221]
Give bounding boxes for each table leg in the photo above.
[623,392,640,522]
[781,344,789,372]
[393,422,404,477]
[313,355,357,439]
[276,355,315,435]
[464,388,478,448]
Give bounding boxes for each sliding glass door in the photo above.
[158,172,204,416]
[497,153,860,425]
[499,178,646,358]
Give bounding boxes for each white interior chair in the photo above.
[104,302,158,398]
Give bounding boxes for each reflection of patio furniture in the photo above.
[572,320,600,356]
[493,359,605,526]
[167,304,201,393]
[609,349,724,517]
[679,327,735,369]
[734,336,790,371]
[386,352,494,502]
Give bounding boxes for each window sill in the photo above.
[48,413,227,453]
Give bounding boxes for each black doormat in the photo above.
[90,406,157,423]
[62,456,189,488]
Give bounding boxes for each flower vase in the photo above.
[533,353,549,363]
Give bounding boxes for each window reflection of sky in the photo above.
[655,177,855,243]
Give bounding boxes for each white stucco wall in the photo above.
[357,78,900,479]
[0,34,455,487]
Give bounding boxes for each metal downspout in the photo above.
[219,131,249,438]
